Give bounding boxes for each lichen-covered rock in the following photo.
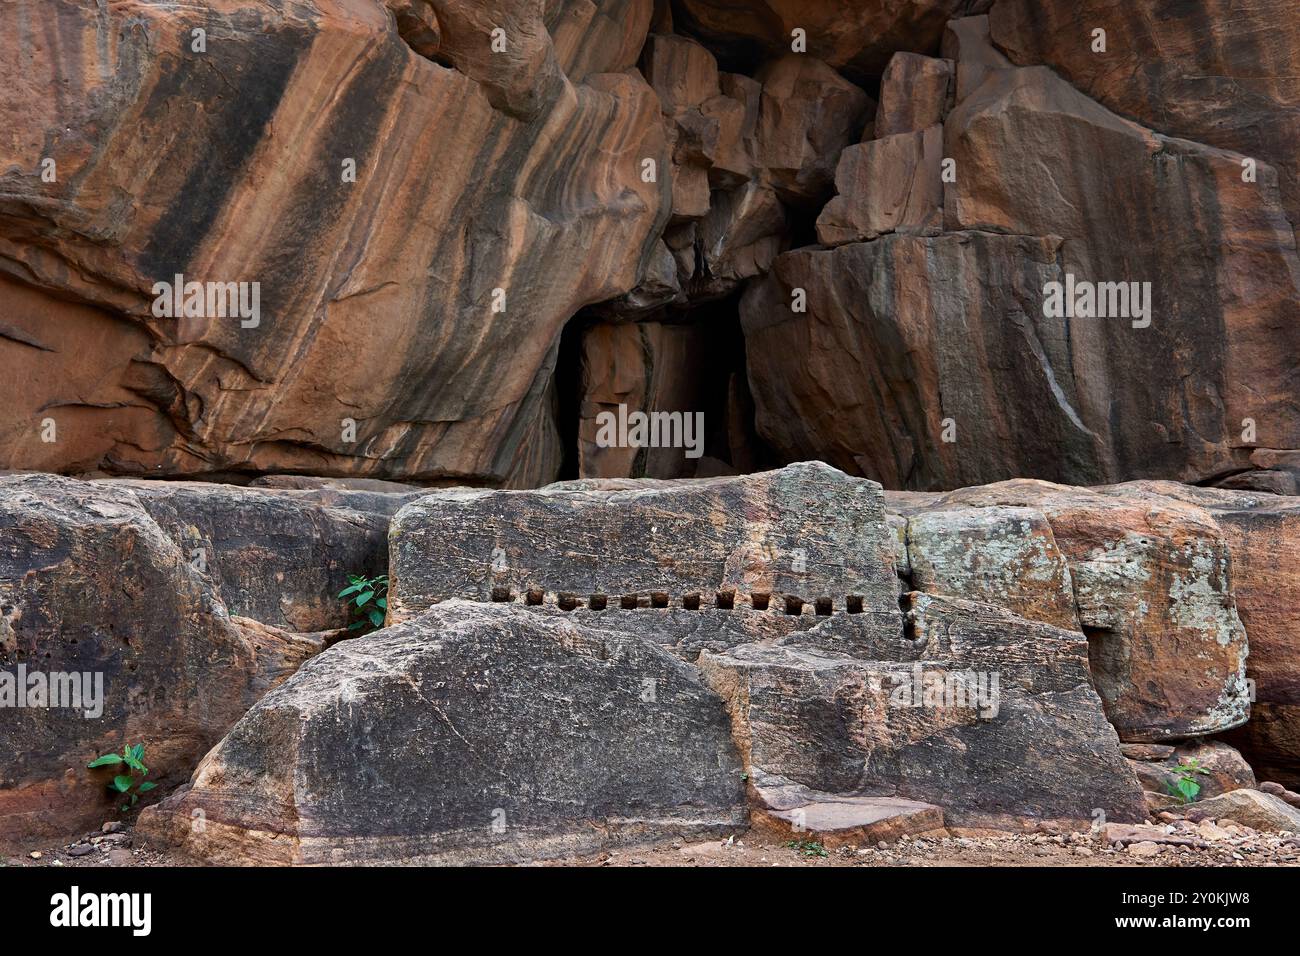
[891,481,1250,742]
[139,601,748,864]
[698,592,1147,828]
[388,462,902,626]
[900,505,1078,630]
[1136,483,1300,786]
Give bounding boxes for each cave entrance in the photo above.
[553,291,777,481]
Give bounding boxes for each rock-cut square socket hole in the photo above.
[846,595,864,614]
[490,587,513,603]
[815,597,832,616]
[784,596,803,616]
[558,593,578,611]
[589,594,607,611]
[525,588,544,606]
[751,592,770,611]
[621,594,638,610]
[683,593,701,611]
[715,591,735,610]
[651,592,669,609]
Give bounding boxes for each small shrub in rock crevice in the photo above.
[340,573,389,632]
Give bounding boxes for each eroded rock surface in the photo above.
[389,461,902,624]
[0,476,296,839]
[139,601,748,865]
[698,592,1147,829]
[888,481,1251,742]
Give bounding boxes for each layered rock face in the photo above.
[0,0,667,486]
[744,18,1300,491]
[2,2,1296,492]
[141,463,1151,862]
[388,460,901,621]
[5,0,1300,863]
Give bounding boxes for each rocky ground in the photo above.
[10,816,1300,869]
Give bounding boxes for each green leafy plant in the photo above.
[87,743,157,811]
[1167,758,1210,804]
[340,573,389,632]
[785,839,828,858]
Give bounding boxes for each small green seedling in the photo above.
[1168,758,1210,804]
[340,573,389,632]
[87,743,157,811]
[785,839,828,858]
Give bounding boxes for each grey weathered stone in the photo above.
[389,462,902,628]
[886,480,1251,742]
[99,480,402,631]
[698,592,1147,828]
[902,505,1078,630]
[0,475,309,840]
[139,601,748,864]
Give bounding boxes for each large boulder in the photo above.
[96,480,408,631]
[1135,483,1300,786]
[388,462,903,628]
[742,49,1300,492]
[1184,788,1300,833]
[0,475,321,841]
[888,481,1251,742]
[698,592,1147,829]
[139,601,748,864]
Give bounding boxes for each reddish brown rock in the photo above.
[942,14,1012,100]
[816,126,944,246]
[576,319,756,479]
[0,0,669,487]
[752,55,872,205]
[894,480,1251,742]
[989,0,1300,232]
[672,0,989,79]
[745,58,1300,491]
[874,53,953,137]
[742,231,1088,489]
[642,32,720,114]
[1125,740,1257,802]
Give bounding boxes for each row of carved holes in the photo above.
[490,588,867,616]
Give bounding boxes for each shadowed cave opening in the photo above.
[553,290,781,482]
